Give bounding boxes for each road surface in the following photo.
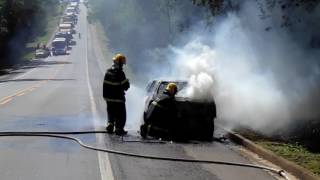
[0,4,278,180]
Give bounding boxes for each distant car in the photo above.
[35,49,50,59]
[66,6,78,14]
[62,15,77,25]
[144,80,216,141]
[65,12,77,21]
[54,31,73,42]
[59,23,76,34]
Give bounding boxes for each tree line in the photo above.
[0,0,59,68]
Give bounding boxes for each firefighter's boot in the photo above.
[106,122,114,134]
[115,128,128,136]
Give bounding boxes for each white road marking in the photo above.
[83,5,114,180]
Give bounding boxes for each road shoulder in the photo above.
[227,130,320,180]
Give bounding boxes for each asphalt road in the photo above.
[0,4,278,180]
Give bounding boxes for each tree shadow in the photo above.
[0,60,73,77]
[0,70,9,76]
[0,78,75,83]
[12,60,72,70]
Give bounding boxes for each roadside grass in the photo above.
[239,130,320,177]
[258,141,320,176]
[22,4,66,61]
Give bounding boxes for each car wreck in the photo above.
[142,80,216,141]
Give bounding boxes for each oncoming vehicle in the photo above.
[65,12,78,22]
[54,31,75,45]
[51,38,68,55]
[62,14,77,25]
[54,31,72,42]
[143,80,216,141]
[66,6,77,14]
[69,2,79,12]
[70,2,78,7]
[59,23,75,34]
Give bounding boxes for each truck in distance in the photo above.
[51,38,68,55]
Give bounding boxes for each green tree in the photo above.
[0,0,59,67]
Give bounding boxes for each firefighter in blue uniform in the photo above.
[103,54,130,135]
[140,83,183,140]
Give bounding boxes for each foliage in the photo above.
[192,0,227,15]
[259,141,320,176]
[240,128,320,176]
[193,0,320,27]
[0,0,59,67]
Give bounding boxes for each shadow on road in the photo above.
[20,60,72,67]
[0,60,73,77]
[0,78,75,83]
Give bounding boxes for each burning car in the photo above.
[143,80,216,141]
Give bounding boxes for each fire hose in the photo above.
[0,131,289,180]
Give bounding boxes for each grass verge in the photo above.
[239,130,320,177]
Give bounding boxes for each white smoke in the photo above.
[161,3,318,133]
[95,0,320,134]
[171,41,216,101]
[170,39,291,133]
[185,73,215,101]
[125,84,145,131]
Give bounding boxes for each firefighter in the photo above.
[140,83,182,140]
[103,54,130,135]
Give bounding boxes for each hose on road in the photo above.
[0,131,289,180]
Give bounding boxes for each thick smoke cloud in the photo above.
[93,0,320,134]
[165,1,320,134]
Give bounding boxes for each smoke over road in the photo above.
[92,0,320,134]
[125,85,145,130]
